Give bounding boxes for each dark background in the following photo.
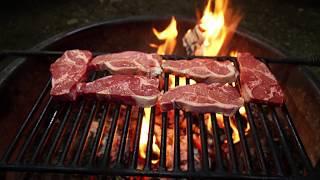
[0,0,319,72]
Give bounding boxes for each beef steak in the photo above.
[158,83,244,115]
[78,75,160,107]
[50,49,92,101]
[161,59,237,83]
[237,52,284,104]
[89,51,162,77]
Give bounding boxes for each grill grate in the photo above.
[0,53,315,179]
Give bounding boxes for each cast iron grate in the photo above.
[0,52,314,179]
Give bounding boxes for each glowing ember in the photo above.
[139,108,160,164]
[150,16,178,55]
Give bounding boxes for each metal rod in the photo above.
[1,79,51,162]
[173,109,181,172]
[130,107,144,169]
[58,100,86,164]
[173,76,180,171]
[270,107,297,175]
[159,112,167,170]
[224,116,238,173]
[16,96,53,162]
[102,104,120,166]
[88,104,109,165]
[234,112,253,174]
[199,114,209,171]
[210,113,224,172]
[72,102,98,165]
[116,106,132,166]
[245,104,267,174]
[164,73,169,92]
[45,104,72,163]
[257,105,283,175]
[282,106,313,172]
[144,107,156,170]
[2,50,320,66]
[186,112,195,172]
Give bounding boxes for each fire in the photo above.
[183,0,241,55]
[239,106,250,133]
[230,50,238,57]
[196,0,241,56]
[150,16,178,54]
[139,107,160,164]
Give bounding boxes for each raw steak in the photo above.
[78,75,160,107]
[161,59,237,83]
[89,51,162,77]
[50,49,92,101]
[158,83,244,115]
[237,52,284,104]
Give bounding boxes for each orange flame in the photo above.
[139,108,160,164]
[196,0,241,56]
[150,16,178,55]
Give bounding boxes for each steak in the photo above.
[89,51,162,77]
[161,59,237,83]
[78,75,160,107]
[237,52,284,104]
[158,83,244,115]
[50,49,92,101]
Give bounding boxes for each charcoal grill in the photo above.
[0,17,319,179]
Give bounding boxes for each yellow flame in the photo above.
[229,117,240,144]
[139,108,160,164]
[150,16,178,55]
[239,106,250,133]
[230,50,238,57]
[215,113,225,129]
[197,0,241,56]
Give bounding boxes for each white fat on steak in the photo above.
[159,83,244,116]
[78,75,161,107]
[89,51,162,77]
[50,49,92,101]
[237,52,284,105]
[161,58,237,83]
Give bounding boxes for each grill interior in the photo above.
[0,53,314,179]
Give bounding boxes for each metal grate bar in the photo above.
[245,104,267,174]
[115,105,132,166]
[130,107,144,169]
[45,104,72,163]
[257,105,283,175]
[235,112,253,174]
[72,102,98,165]
[159,112,167,170]
[58,100,86,164]
[199,114,209,170]
[173,76,180,171]
[88,104,109,165]
[1,78,51,162]
[185,78,195,172]
[224,116,238,173]
[31,104,64,163]
[186,112,195,172]
[102,104,120,166]
[282,106,313,172]
[144,107,156,170]
[16,96,54,162]
[270,108,297,175]
[210,113,224,172]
